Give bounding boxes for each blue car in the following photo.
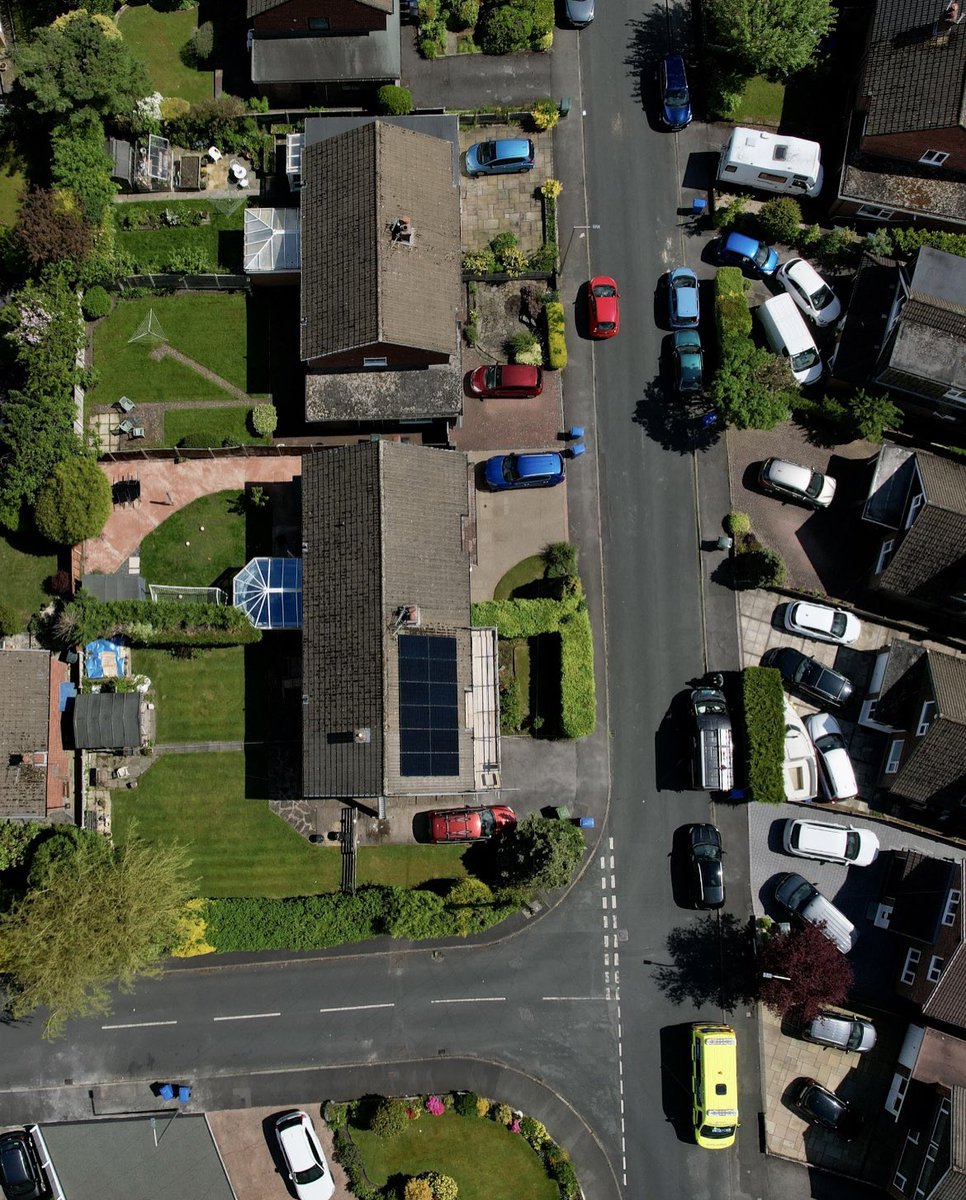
[465,139,535,177]
[660,55,692,129]
[718,231,780,276]
[668,267,700,329]
[484,452,565,491]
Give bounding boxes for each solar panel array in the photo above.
[398,635,459,777]
[233,557,303,629]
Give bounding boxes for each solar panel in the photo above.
[398,635,459,776]
[232,557,303,629]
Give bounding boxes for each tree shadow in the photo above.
[623,14,692,120]
[633,379,722,456]
[653,912,757,1012]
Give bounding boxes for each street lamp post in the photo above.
[559,224,600,275]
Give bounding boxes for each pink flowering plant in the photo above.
[425,1095,445,1116]
[510,1119,521,1133]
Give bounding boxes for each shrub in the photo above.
[544,541,577,578]
[741,666,786,804]
[454,1091,479,1117]
[528,241,558,272]
[160,96,191,124]
[251,403,277,436]
[163,247,215,274]
[405,1181,433,1200]
[323,1101,349,1128]
[479,3,533,53]
[849,388,902,443]
[520,1116,549,1147]
[82,286,112,321]
[371,1096,410,1137]
[548,1157,579,1200]
[531,98,559,130]
[541,178,563,200]
[732,546,787,589]
[492,1103,513,1126]
[559,606,594,737]
[382,886,447,939]
[464,310,479,346]
[724,512,751,537]
[797,223,822,252]
[418,17,447,57]
[817,226,861,268]
[427,1173,458,1200]
[706,63,750,121]
[35,458,112,545]
[508,330,542,366]
[475,1096,490,1118]
[714,267,752,339]
[756,196,802,245]
[448,0,479,27]
[59,593,260,649]
[186,20,214,65]
[545,300,567,370]
[46,569,73,597]
[376,85,413,115]
[711,195,746,232]
[531,0,554,39]
[462,248,497,274]
[0,602,21,636]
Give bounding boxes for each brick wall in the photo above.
[254,0,387,35]
[861,126,966,172]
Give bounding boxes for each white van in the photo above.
[716,127,823,198]
[757,295,822,385]
[774,872,859,955]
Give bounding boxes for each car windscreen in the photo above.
[785,879,814,910]
[594,283,617,297]
[665,86,689,106]
[815,731,845,753]
[752,243,771,267]
[809,283,834,310]
[816,669,845,697]
[830,612,848,638]
[844,831,861,861]
[806,471,826,498]
[808,1089,843,1124]
[790,346,820,372]
[477,142,497,164]
[479,810,496,836]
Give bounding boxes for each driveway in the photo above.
[459,124,551,255]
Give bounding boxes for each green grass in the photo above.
[0,522,59,631]
[116,5,213,106]
[723,75,785,125]
[115,200,244,275]
[352,1113,559,1200]
[136,647,246,742]
[0,164,25,228]
[90,292,252,407]
[164,406,268,449]
[139,490,248,589]
[493,554,545,600]
[113,753,469,897]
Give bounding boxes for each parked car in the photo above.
[804,713,860,802]
[0,1131,44,1200]
[717,231,779,276]
[782,818,879,866]
[659,54,692,128]
[784,601,861,646]
[782,699,818,803]
[564,0,595,27]
[776,257,841,327]
[802,1011,877,1053]
[672,329,704,394]
[789,1079,863,1140]
[758,458,836,508]
[430,805,517,843]
[465,138,535,176]
[484,452,565,491]
[761,647,854,707]
[587,276,620,337]
[469,364,543,399]
[688,823,725,909]
[668,267,700,329]
[773,872,858,954]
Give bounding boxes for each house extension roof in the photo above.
[884,248,966,388]
[301,442,474,799]
[0,650,52,819]
[880,452,966,605]
[859,0,966,137]
[299,121,460,363]
[244,207,301,273]
[881,849,958,942]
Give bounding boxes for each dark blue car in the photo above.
[660,55,692,129]
[718,231,780,276]
[484,452,565,491]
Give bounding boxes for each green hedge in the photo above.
[202,882,520,951]
[714,267,751,342]
[545,300,567,370]
[473,597,565,637]
[741,666,785,804]
[63,593,260,648]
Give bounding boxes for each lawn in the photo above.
[113,753,468,897]
[352,1113,559,1200]
[139,490,249,588]
[0,522,59,632]
[722,75,785,125]
[116,5,213,107]
[136,647,247,742]
[164,406,269,449]
[493,554,544,601]
[90,292,251,407]
[115,199,245,275]
[0,163,24,229]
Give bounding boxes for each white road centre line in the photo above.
[212,1012,281,1022]
[101,1020,178,1030]
[319,1003,395,1014]
[429,997,506,1004]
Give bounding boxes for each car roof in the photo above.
[791,602,838,633]
[804,711,842,739]
[789,819,848,855]
[674,329,701,348]
[662,53,686,80]
[764,458,812,490]
[496,364,540,384]
[724,231,761,256]
[514,452,563,476]
[783,257,825,292]
[490,138,532,156]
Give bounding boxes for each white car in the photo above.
[805,712,860,802]
[275,1111,335,1200]
[776,258,842,327]
[758,458,836,508]
[783,700,818,802]
[784,601,861,645]
[782,817,878,866]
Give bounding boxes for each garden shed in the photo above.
[71,693,141,753]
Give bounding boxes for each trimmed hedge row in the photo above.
[64,593,260,648]
[741,666,785,804]
[544,300,567,370]
[714,267,752,342]
[201,882,521,952]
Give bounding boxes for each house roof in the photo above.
[883,248,966,388]
[839,159,966,226]
[0,650,53,819]
[890,650,966,809]
[875,639,928,727]
[299,120,460,363]
[914,1026,966,1086]
[304,361,463,422]
[881,849,958,942]
[248,0,391,17]
[830,252,903,387]
[71,693,140,751]
[859,0,966,138]
[301,442,473,799]
[251,16,399,85]
[925,939,966,1032]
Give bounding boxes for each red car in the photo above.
[587,276,620,338]
[469,364,543,398]
[430,805,517,843]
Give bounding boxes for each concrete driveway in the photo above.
[459,124,551,255]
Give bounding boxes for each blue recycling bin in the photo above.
[159,1083,175,1102]
[578,816,595,829]
[567,426,584,440]
[691,197,707,217]
[178,1085,192,1104]
[568,442,586,458]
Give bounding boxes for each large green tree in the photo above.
[34,456,112,545]
[13,10,150,123]
[0,827,197,1038]
[709,0,835,79]
[495,815,585,892]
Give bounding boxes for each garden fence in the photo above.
[118,274,250,292]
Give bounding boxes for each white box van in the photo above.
[717,127,823,198]
[757,294,822,385]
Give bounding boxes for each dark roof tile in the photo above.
[0,651,52,819]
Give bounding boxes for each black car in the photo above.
[688,823,725,909]
[0,1131,44,1200]
[761,647,854,707]
[789,1078,863,1141]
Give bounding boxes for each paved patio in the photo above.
[459,124,551,255]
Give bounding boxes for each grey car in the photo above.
[803,1010,876,1053]
[564,0,595,26]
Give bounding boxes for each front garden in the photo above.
[416,0,554,57]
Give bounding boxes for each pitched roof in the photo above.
[891,651,966,808]
[859,0,966,137]
[925,938,966,1031]
[875,639,928,727]
[881,849,957,942]
[301,442,473,799]
[71,693,140,751]
[248,0,391,17]
[0,650,52,819]
[883,249,966,388]
[879,453,966,605]
[299,121,459,363]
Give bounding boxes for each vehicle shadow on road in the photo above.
[659,1024,697,1144]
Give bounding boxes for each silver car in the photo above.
[803,1010,876,1053]
[564,0,595,25]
